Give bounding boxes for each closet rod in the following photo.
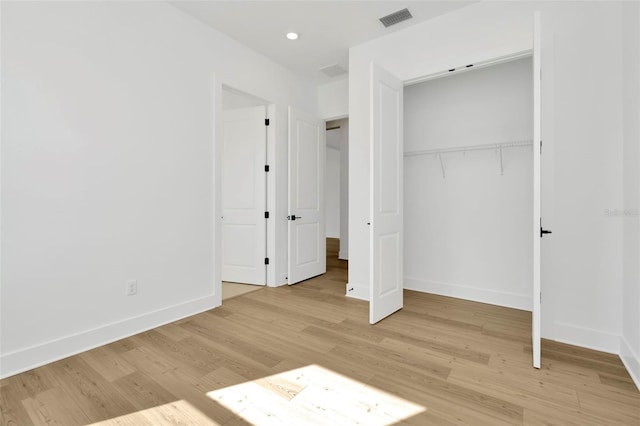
[404,139,533,158]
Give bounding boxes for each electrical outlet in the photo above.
[126,280,137,296]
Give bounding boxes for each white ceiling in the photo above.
[169,1,477,84]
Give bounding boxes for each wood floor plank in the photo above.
[348,317,492,364]
[522,406,611,426]
[46,357,138,423]
[447,362,581,412]
[179,317,284,368]
[22,387,93,426]
[577,387,640,424]
[1,380,34,426]
[79,345,136,383]
[1,239,638,425]
[112,372,177,411]
[367,373,521,426]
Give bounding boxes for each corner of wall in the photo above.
[345,282,368,301]
[621,336,640,391]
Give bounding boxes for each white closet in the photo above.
[403,57,534,311]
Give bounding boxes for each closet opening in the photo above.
[220,86,271,301]
[403,56,534,313]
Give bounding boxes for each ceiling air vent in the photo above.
[379,8,413,28]
[319,64,347,78]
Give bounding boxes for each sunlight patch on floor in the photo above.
[207,364,426,425]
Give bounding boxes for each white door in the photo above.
[532,12,544,369]
[288,107,326,285]
[369,63,404,324]
[222,106,267,285]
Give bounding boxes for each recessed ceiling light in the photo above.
[286,32,299,40]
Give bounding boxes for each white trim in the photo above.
[552,322,620,355]
[532,10,542,370]
[338,251,348,260]
[0,295,218,379]
[346,283,368,301]
[404,50,532,86]
[404,277,532,311]
[620,336,640,392]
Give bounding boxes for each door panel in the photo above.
[533,11,542,369]
[288,107,326,284]
[222,106,266,285]
[370,63,404,324]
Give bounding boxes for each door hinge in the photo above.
[540,292,542,304]
[265,118,270,126]
[264,257,269,265]
[265,165,270,172]
[540,217,552,238]
[264,211,269,219]
[540,140,542,155]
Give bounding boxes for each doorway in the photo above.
[403,57,534,312]
[325,118,349,287]
[284,112,349,288]
[367,14,544,368]
[221,86,270,297]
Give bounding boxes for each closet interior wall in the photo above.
[403,57,534,311]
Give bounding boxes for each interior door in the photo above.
[532,11,543,369]
[369,63,404,324]
[288,107,326,284]
[222,106,266,285]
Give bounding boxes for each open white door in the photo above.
[532,12,544,369]
[221,106,267,285]
[369,63,404,324]
[288,107,326,285]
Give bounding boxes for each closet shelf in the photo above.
[403,139,533,178]
[404,139,533,157]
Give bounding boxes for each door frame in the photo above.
[214,82,276,304]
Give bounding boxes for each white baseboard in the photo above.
[0,294,218,379]
[346,282,368,301]
[552,322,620,354]
[403,277,532,311]
[620,336,640,391]
[338,251,348,260]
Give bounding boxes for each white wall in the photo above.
[404,58,533,310]
[621,1,640,390]
[318,78,348,120]
[349,1,629,355]
[0,1,316,378]
[325,130,341,238]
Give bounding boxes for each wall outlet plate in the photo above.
[126,280,137,296]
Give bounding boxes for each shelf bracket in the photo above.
[437,152,446,178]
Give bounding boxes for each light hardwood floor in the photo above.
[1,238,638,425]
[222,282,262,301]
